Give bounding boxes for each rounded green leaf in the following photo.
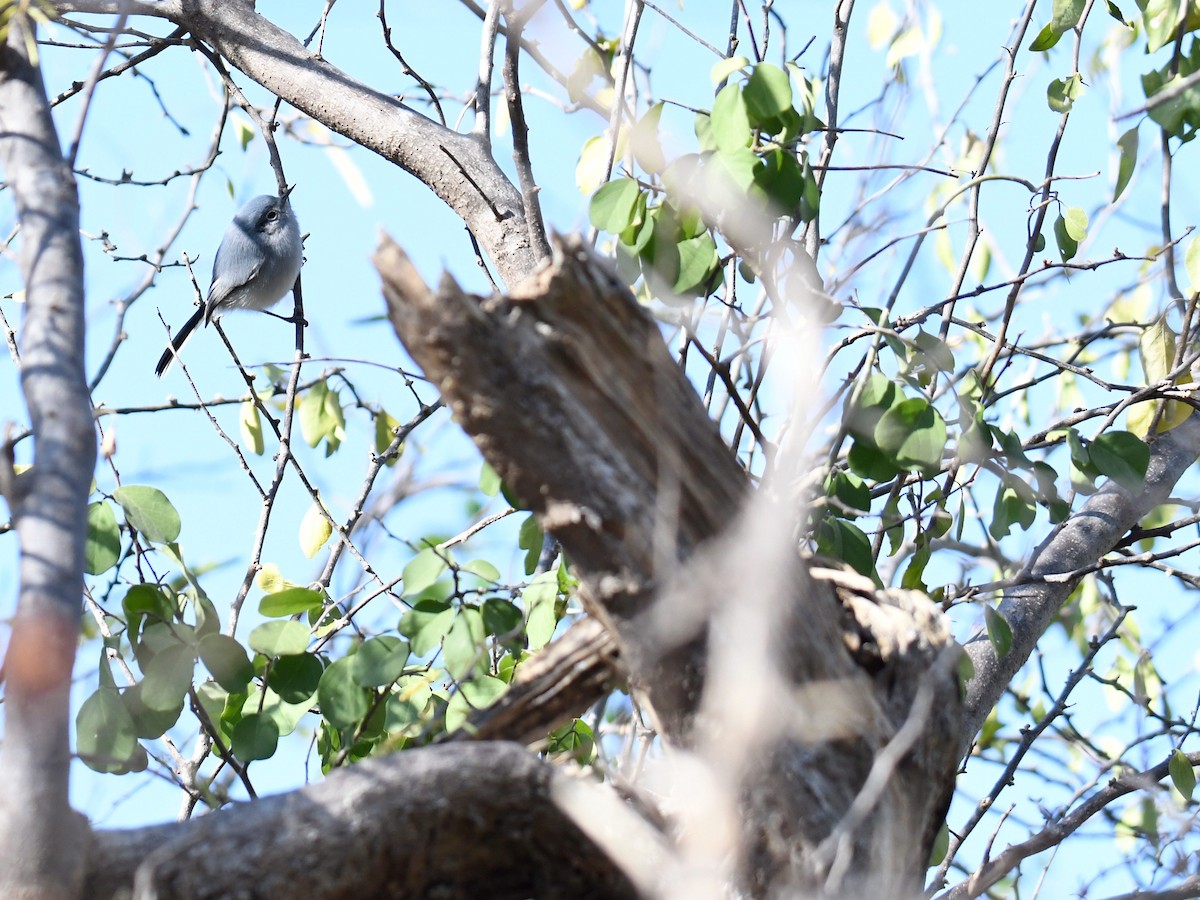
[198,633,254,693]
[121,681,184,739]
[710,54,749,85]
[299,501,333,559]
[249,620,311,657]
[524,574,560,651]
[231,712,279,762]
[141,642,195,712]
[398,599,455,657]
[1089,430,1149,490]
[402,547,449,597]
[873,398,947,475]
[461,558,501,583]
[385,678,431,735]
[268,652,324,704]
[317,657,373,729]
[85,501,121,576]
[673,232,720,296]
[241,687,310,737]
[113,485,181,544]
[711,82,751,151]
[588,177,641,234]
[744,63,793,123]
[259,587,325,617]
[482,597,523,638]
[443,608,487,681]
[350,636,410,687]
[1062,205,1088,241]
[77,688,144,774]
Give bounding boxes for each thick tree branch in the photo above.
[0,15,95,900]
[960,414,1200,755]
[59,0,542,285]
[375,233,962,896]
[86,742,639,900]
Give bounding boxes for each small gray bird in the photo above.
[156,189,303,376]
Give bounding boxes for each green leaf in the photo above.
[1053,214,1078,262]
[140,643,195,712]
[387,685,433,743]
[259,587,325,618]
[630,102,665,174]
[85,500,121,576]
[198,633,253,693]
[479,461,502,497]
[1029,22,1062,51]
[1062,205,1088,241]
[710,54,749,85]
[743,63,792,123]
[461,558,501,583]
[1047,73,1084,113]
[231,712,279,762]
[443,608,487,681]
[317,657,373,729]
[1140,316,1179,384]
[482,597,523,637]
[874,398,947,476]
[402,547,449,597]
[239,400,264,456]
[113,485,181,544]
[249,619,310,657]
[589,177,641,234]
[755,148,805,215]
[399,599,455,657]
[983,605,1013,657]
[816,517,876,579]
[847,438,902,481]
[267,652,324,703]
[710,82,752,151]
[1114,127,1138,202]
[990,478,1037,540]
[518,514,543,576]
[77,688,144,774]
[446,675,508,731]
[1051,0,1085,33]
[233,115,255,151]
[373,410,402,465]
[547,718,596,762]
[825,470,871,514]
[1090,431,1150,490]
[524,573,560,650]
[299,500,333,560]
[673,232,720,296]
[350,636,410,687]
[299,381,346,454]
[1169,748,1196,800]
[122,681,184,739]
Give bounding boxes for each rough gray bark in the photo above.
[376,235,963,896]
[0,16,96,900]
[86,742,639,900]
[961,413,1200,755]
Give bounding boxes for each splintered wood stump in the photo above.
[375,234,961,898]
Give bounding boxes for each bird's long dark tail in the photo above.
[155,305,206,377]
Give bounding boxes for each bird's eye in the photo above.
[267,210,278,221]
